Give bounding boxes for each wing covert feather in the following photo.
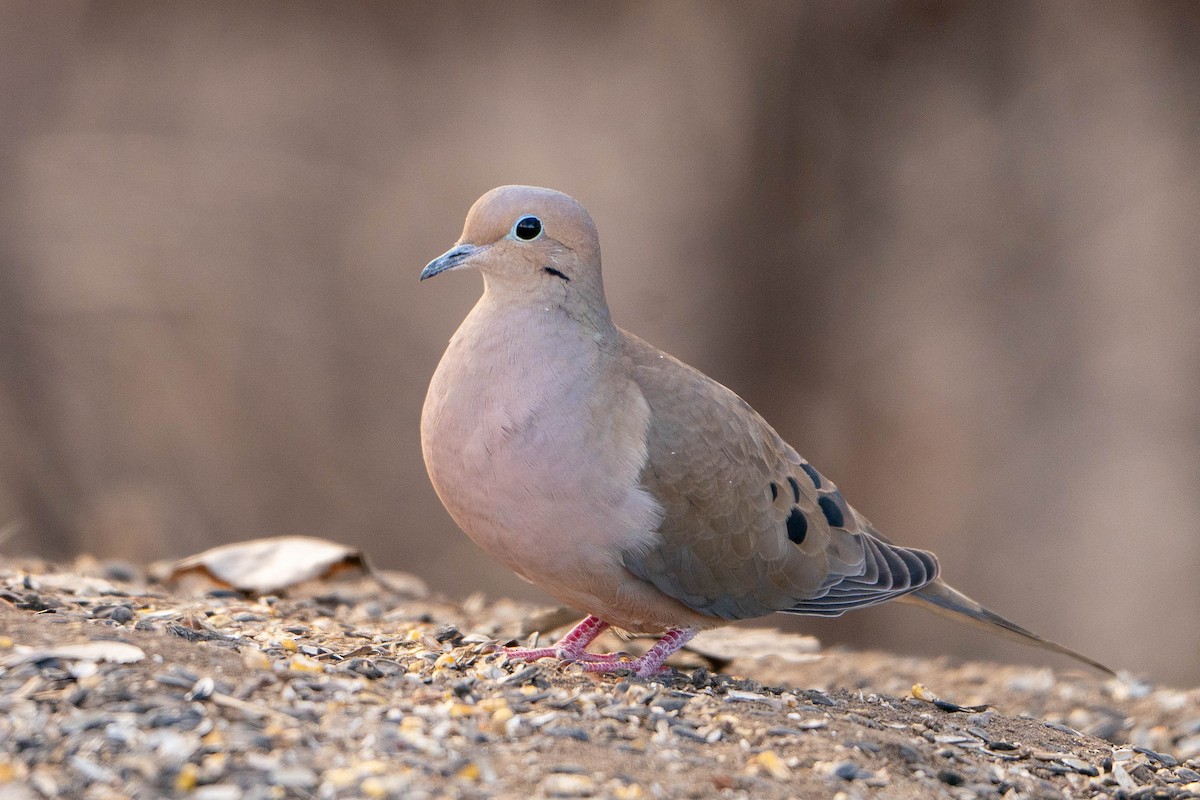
[617,331,939,621]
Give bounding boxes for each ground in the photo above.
[0,558,1197,800]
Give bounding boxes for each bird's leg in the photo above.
[502,615,613,664]
[581,627,698,678]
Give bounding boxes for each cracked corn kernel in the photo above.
[175,763,198,791]
[243,648,271,670]
[361,777,387,798]
[748,751,791,780]
[912,684,936,701]
[477,697,508,713]
[323,768,358,789]
[289,654,323,672]
[490,707,515,734]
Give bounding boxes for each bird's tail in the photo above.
[902,579,1114,675]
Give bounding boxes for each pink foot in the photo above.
[504,647,626,664]
[581,628,697,678]
[499,618,698,679]
[500,646,559,662]
[501,615,611,665]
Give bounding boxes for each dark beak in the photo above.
[420,244,479,281]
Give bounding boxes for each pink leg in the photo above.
[582,627,698,678]
[503,615,616,664]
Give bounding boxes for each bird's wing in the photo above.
[618,331,939,621]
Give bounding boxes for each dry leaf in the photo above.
[2,641,145,667]
[165,536,425,597]
[25,573,122,597]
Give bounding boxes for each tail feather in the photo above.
[904,579,1114,676]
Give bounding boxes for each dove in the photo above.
[419,185,1112,678]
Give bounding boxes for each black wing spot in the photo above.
[786,476,801,504]
[818,495,845,528]
[786,507,808,545]
[800,462,822,489]
[769,481,779,501]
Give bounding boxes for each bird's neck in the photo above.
[479,274,619,344]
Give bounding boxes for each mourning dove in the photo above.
[420,185,1112,678]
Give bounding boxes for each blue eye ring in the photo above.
[512,215,543,241]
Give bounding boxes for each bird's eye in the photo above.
[513,215,543,241]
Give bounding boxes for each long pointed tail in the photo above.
[903,579,1114,675]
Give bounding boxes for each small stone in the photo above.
[101,560,139,581]
[1061,757,1099,776]
[1111,762,1138,793]
[544,726,590,742]
[540,773,596,797]
[937,769,964,786]
[271,765,317,788]
[1134,747,1178,768]
[651,696,689,713]
[433,624,461,644]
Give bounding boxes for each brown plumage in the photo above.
[419,185,1112,678]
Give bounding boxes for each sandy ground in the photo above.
[1,557,1197,800]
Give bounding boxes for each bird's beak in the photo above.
[420,243,479,281]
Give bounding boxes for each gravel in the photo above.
[1,557,1198,799]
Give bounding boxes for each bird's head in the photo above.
[421,185,610,325]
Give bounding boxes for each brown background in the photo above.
[1,2,1197,682]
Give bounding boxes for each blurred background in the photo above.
[1,2,1197,682]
